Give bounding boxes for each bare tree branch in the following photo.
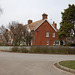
[0,7,3,15]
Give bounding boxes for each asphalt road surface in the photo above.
[0,52,75,75]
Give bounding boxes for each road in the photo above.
[0,52,75,75]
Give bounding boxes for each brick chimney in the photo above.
[28,20,33,24]
[42,13,48,20]
[52,21,57,29]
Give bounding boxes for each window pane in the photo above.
[46,40,49,45]
[56,41,60,45]
[52,32,55,37]
[53,41,55,45]
[46,32,49,37]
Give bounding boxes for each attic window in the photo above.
[46,32,49,37]
[36,29,39,31]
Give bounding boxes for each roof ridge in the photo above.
[29,19,43,25]
[28,19,57,32]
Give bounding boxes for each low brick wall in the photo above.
[0,46,31,51]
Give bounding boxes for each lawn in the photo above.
[59,60,75,70]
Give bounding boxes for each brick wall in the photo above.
[33,20,58,46]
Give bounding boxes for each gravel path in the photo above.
[0,52,75,75]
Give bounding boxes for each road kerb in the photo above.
[54,62,75,74]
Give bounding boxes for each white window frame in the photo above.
[46,40,49,45]
[62,40,65,45]
[31,40,32,46]
[52,32,55,37]
[53,41,55,45]
[56,40,60,45]
[46,32,49,37]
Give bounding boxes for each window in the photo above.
[53,41,55,45]
[46,40,49,45]
[52,32,55,37]
[36,29,39,31]
[46,32,49,37]
[56,41,60,45]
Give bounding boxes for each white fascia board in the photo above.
[34,19,46,31]
[47,20,57,32]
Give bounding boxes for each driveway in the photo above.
[0,52,75,75]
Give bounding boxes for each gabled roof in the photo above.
[29,20,44,31]
[26,19,57,32]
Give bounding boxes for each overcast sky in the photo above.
[0,0,75,29]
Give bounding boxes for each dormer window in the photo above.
[46,32,49,37]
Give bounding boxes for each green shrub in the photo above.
[65,43,71,46]
[11,46,75,54]
[30,47,49,53]
[21,48,29,53]
[30,46,75,54]
[68,48,75,54]
[11,47,19,52]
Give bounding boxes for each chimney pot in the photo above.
[28,20,33,24]
[52,21,57,29]
[42,13,48,20]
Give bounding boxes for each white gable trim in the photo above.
[34,19,57,32]
[34,19,46,31]
[47,20,57,32]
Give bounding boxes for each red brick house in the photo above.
[26,13,63,46]
[0,13,65,46]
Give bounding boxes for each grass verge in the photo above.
[59,60,75,70]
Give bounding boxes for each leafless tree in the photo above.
[0,6,3,15]
[9,22,26,46]
[25,30,32,46]
[0,25,9,45]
